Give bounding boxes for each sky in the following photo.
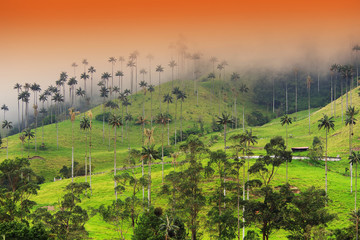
[0,0,359,121]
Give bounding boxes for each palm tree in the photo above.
[127,60,136,93]
[349,151,360,240]
[139,81,148,121]
[136,116,148,145]
[293,67,299,119]
[159,215,180,240]
[23,128,34,158]
[307,75,313,134]
[69,108,79,182]
[208,73,216,100]
[130,51,139,92]
[163,93,173,145]
[353,44,360,88]
[33,104,38,151]
[141,145,160,207]
[1,104,9,121]
[109,114,122,199]
[124,113,133,149]
[67,77,77,106]
[230,72,240,128]
[101,72,111,89]
[241,129,258,200]
[140,68,147,83]
[341,65,354,107]
[156,113,168,183]
[30,83,41,106]
[88,66,96,98]
[330,64,338,117]
[156,65,164,112]
[121,98,131,143]
[80,115,91,192]
[118,56,125,71]
[80,72,90,93]
[71,62,78,77]
[346,106,358,193]
[59,71,68,103]
[143,127,155,203]
[105,101,119,150]
[108,57,117,90]
[239,83,249,132]
[210,56,218,73]
[14,83,22,132]
[168,60,177,87]
[115,71,124,91]
[100,86,109,142]
[82,58,88,73]
[216,112,233,200]
[177,91,187,142]
[76,87,86,107]
[146,54,154,84]
[217,63,224,80]
[19,91,30,129]
[172,87,180,145]
[318,114,335,195]
[52,92,64,150]
[280,114,293,183]
[39,107,47,147]
[2,120,13,158]
[148,85,155,127]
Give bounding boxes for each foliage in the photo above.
[157,145,174,157]
[0,222,49,240]
[58,161,95,179]
[246,111,270,126]
[170,126,202,144]
[308,137,323,163]
[95,112,111,123]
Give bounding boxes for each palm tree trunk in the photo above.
[142,158,145,205]
[72,121,74,182]
[180,101,183,142]
[243,159,246,238]
[148,157,152,207]
[356,162,358,240]
[162,124,164,183]
[341,80,344,123]
[223,124,227,203]
[6,134,8,159]
[325,130,328,196]
[89,127,92,195]
[102,103,105,143]
[295,72,298,119]
[351,124,353,193]
[243,105,245,132]
[167,103,170,145]
[237,173,240,240]
[150,92,153,127]
[85,131,88,185]
[247,146,250,200]
[174,98,178,146]
[308,87,311,135]
[114,127,117,200]
[286,124,288,183]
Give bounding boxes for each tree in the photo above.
[80,116,91,193]
[52,92,64,150]
[172,87,181,145]
[156,65,164,112]
[239,83,249,132]
[2,120,13,158]
[39,107,47,147]
[163,93,173,145]
[108,57,117,90]
[14,83,22,132]
[350,151,360,237]
[156,113,169,183]
[318,114,335,195]
[101,72,111,89]
[168,60,177,88]
[346,106,358,194]
[100,86,109,142]
[148,84,155,127]
[139,80,148,129]
[67,77,77,106]
[23,128,34,158]
[280,114,293,183]
[176,90,187,142]
[141,145,160,207]
[87,66,96,98]
[109,114,122,199]
[307,75,312,134]
[127,60,136,93]
[69,108,79,182]
[284,187,335,240]
[115,70,124,92]
[249,136,292,186]
[1,104,9,122]
[80,72,90,93]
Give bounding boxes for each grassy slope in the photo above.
[2,79,360,239]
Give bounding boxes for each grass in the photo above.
[2,79,360,238]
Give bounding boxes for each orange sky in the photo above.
[0,0,359,121]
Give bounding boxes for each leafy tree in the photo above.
[249,136,292,186]
[245,184,294,240]
[318,114,335,195]
[0,221,49,240]
[2,120,13,159]
[141,145,160,207]
[284,187,335,240]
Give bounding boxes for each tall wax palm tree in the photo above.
[146,54,154,84]
[105,101,119,150]
[47,85,57,124]
[76,87,86,108]
[330,64,338,116]
[241,129,258,200]
[88,66,96,98]
[349,151,360,240]
[341,65,354,108]
[124,112,133,149]
[2,120,13,158]
[121,97,131,142]
[293,67,299,119]
[177,90,187,142]
[14,83,22,131]
[318,114,335,195]
[100,86,109,142]
[115,71,124,91]
[139,81,148,121]
[82,59,88,73]
[168,60,177,88]
[353,44,360,88]
[60,71,68,103]
[130,51,139,92]
[216,112,233,200]
[210,56,218,74]
[108,57,117,90]
[19,91,30,129]
[136,116,148,145]
[220,60,228,81]
[346,106,358,193]
[1,104,9,122]
[148,85,155,127]
[118,93,127,142]
[231,72,240,128]
[156,113,168,183]
[280,114,293,183]
[156,65,164,112]
[172,87,180,145]
[141,145,160,207]
[127,60,136,93]
[112,86,120,99]
[307,75,313,134]
[80,72,90,93]
[140,68,147,83]
[71,62,78,77]
[143,127,155,203]
[23,128,34,158]
[69,108,79,182]
[118,56,125,70]
[39,107,47,147]
[67,77,77,107]
[52,92,64,150]
[108,114,122,199]
[217,63,224,80]
[208,73,216,99]
[30,83,41,106]
[80,115,91,193]
[163,93,173,145]
[33,104,38,151]
[239,83,249,132]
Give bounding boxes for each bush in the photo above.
[158,145,174,157]
[170,126,202,144]
[95,112,111,123]
[246,111,270,126]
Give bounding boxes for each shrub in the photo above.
[246,111,270,126]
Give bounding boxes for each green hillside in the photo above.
[1,79,360,239]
